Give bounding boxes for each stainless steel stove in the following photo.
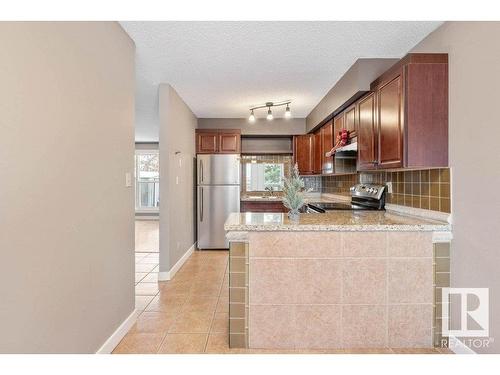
[307,183,386,213]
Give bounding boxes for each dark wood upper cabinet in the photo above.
[196,129,241,154]
[293,134,314,175]
[343,104,357,138]
[196,132,219,153]
[313,130,322,174]
[369,53,448,169]
[376,74,403,169]
[219,132,240,153]
[321,121,334,174]
[357,92,378,171]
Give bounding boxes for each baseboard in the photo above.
[158,242,196,281]
[96,309,139,354]
[448,336,476,354]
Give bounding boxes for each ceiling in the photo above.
[120,21,442,141]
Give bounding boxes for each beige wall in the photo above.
[306,58,398,132]
[159,84,197,273]
[198,118,306,135]
[410,21,500,353]
[0,22,135,353]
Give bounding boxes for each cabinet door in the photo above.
[293,134,314,175]
[321,121,334,174]
[357,92,378,171]
[344,104,357,137]
[197,133,218,153]
[377,75,403,168]
[313,130,322,174]
[219,133,240,153]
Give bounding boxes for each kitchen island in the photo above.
[224,210,451,350]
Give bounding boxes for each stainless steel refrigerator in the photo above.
[197,154,240,249]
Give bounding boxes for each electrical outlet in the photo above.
[386,182,393,194]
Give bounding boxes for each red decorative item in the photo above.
[325,129,349,157]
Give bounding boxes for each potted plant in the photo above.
[282,163,311,222]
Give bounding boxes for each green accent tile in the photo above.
[430,169,440,183]
[434,242,450,257]
[440,168,450,183]
[230,257,245,273]
[229,303,245,318]
[430,183,440,197]
[440,198,451,213]
[230,242,246,257]
[229,288,245,303]
[435,257,450,272]
[229,318,245,333]
[230,272,246,287]
[435,272,450,287]
[229,333,247,348]
[440,183,450,198]
[430,197,440,211]
[421,170,430,182]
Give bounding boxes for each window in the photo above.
[245,163,284,192]
[135,151,159,211]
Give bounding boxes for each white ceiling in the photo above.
[120,21,442,141]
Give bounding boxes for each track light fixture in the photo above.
[248,100,292,122]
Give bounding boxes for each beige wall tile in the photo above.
[294,305,342,349]
[249,258,295,304]
[296,259,342,304]
[249,305,295,349]
[387,232,433,257]
[343,259,387,304]
[388,258,433,303]
[388,304,433,348]
[342,305,387,348]
[343,232,387,257]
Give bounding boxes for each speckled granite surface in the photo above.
[224,211,450,232]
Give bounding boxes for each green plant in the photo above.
[282,163,311,217]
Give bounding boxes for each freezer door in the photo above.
[197,185,240,249]
[197,154,240,185]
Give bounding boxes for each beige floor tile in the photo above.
[135,220,159,253]
[141,273,159,283]
[158,334,208,354]
[169,311,214,333]
[190,282,221,297]
[215,298,229,313]
[138,257,160,265]
[135,282,159,296]
[113,333,164,354]
[205,333,231,353]
[135,295,155,311]
[182,296,218,313]
[130,311,177,334]
[341,348,394,354]
[135,273,148,283]
[145,296,185,314]
[210,312,229,334]
[392,348,441,354]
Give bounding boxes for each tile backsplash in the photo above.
[321,168,451,213]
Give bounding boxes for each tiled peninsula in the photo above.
[225,211,451,350]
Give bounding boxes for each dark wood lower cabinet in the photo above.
[240,200,288,213]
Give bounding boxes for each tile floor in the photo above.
[115,250,452,354]
[135,220,159,253]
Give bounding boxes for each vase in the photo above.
[288,210,300,222]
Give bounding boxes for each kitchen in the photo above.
[193,53,452,350]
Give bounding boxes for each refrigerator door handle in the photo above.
[200,159,204,183]
[200,187,204,221]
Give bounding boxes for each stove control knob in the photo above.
[367,188,373,193]
[373,189,378,194]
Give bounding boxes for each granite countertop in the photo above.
[224,211,451,232]
[240,193,347,203]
